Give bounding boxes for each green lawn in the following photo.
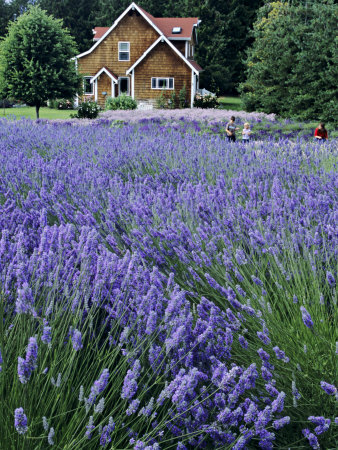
[0,106,74,120]
[218,96,243,111]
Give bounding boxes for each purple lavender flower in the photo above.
[41,324,52,346]
[302,429,320,449]
[238,335,248,349]
[14,408,28,435]
[273,416,290,429]
[88,368,109,404]
[257,348,270,361]
[122,360,141,400]
[271,391,285,413]
[308,416,331,435]
[71,329,83,351]
[15,282,34,314]
[100,417,115,447]
[326,271,336,287]
[300,306,313,329]
[0,348,2,372]
[48,427,55,445]
[126,399,140,416]
[273,346,289,362]
[18,337,38,384]
[176,443,188,450]
[252,275,263,287]
[235,248,247,265]
[257,331,271,345]
[320,381,337,395]
[85,416,94,439]
[42,416,49,431]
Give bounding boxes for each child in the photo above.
[314,122,328,141]
[225,116,239,142]
[242,122,251,142]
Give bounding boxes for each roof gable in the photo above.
[90,67,118,83]
[126,35,201,75]
[77,2,162,59]
[90,4,199,45]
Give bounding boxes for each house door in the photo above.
[118,77,130,96]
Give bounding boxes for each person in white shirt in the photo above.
[242,122,251,143]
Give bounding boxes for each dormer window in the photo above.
[172,27,182,34]
[118,42,130,61]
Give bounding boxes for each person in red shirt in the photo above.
[314,122,328,141]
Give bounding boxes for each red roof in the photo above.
[188,60,203,72]
[93,7,198,40]
[93,27,109,40]
[101,66,118,80]
[152,17,198,39]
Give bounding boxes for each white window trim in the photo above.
[83,76,93,95]
[118,41,130,62]
[151,77,174,90]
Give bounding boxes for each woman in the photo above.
[314,122,328,141]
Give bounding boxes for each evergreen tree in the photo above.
[38,0,98,52]
[240,0,337,121]
[0,6,81,118]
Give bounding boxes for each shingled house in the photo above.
[75,2,202,108]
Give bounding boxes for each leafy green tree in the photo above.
[240,0,338,121]
[0,5,81,118]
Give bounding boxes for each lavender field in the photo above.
[0,117,337,449]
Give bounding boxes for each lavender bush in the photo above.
[0,117,337,448]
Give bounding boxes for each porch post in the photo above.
[74,58,79,107]
[131,70,135,99]
[111,79,115,98]
[94,79,98,102]
[191,70,194,108]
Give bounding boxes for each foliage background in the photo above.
[239,0,338,122]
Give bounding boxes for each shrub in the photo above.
[70,100,100,119]
[179,83,187,108]
[48,99,74,110]
[105,94,137,111]
[194,93,219,109]
[168,90,176,109]
[155,90,167,109]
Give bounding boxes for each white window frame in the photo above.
[83,76,93,95]
[118,42,130,61]
[151,77,174,90]
[118,77,130,96]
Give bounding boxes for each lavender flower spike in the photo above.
[71,329,83,351]
[48,427,55,445]
[88,368,109,404]
[326,271,336,287]
[14,408,28,435]
[320,381,337,395]
[300,306,313,329]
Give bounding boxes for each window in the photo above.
[187,42,194,58]
[119,42,130,61]
[151,78,174,90]
[83,77,93,95]
[172,27,182,34]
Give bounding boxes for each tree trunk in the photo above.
[35,104,40,119]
